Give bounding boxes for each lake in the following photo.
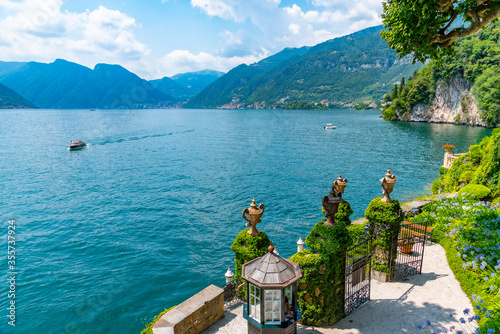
[0,108,492,333]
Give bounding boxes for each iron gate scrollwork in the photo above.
[345,236,371,315]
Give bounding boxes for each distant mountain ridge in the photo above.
[185,25,423,109]
[0,59,175,109]
[149,70,224,100]
[0,83,36,108]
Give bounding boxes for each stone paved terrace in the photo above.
[202,242,474,334]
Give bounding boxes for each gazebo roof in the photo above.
[241,245,302,288]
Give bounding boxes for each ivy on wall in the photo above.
[364,197,403,275]
[289,201,353,326]
[231,229,271,297]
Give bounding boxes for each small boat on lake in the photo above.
[69,140,86,150]
[324,123,336,129]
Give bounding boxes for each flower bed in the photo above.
[409,193,500,333]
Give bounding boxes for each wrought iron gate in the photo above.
[345,221,428,315]
[345,236,371,315]
[392,221,428,279]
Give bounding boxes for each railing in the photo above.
[220,281,236,303]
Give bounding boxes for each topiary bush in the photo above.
[457,184,492,200]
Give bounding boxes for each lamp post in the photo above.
[242,199,265,236]
[225,266,234,284]
[322,174,347,226]
[380,168,397,203]
[296,236,304,253]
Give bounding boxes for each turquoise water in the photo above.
[0,109,492,333]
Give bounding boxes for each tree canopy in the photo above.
[381,0,500,62]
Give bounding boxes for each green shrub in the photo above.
[457,184,492,200]
[431,129,500,197]
[347,224,366,246]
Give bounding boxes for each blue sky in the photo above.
[0,0,384,79]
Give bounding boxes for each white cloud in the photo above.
[191,0,383,50]
[0,0,149,67]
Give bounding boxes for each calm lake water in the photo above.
[0,109,492,333]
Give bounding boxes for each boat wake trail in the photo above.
[94,129,195,146]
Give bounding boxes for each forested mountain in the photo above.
[0,59,175,109]
[186,26,423,109]
[383,21,500,127]
[0,83,36,108]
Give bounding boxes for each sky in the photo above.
[0,0,384,79]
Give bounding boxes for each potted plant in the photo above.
[398,229,415,254]
[442,144,455,153]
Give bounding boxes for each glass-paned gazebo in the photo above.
[242,244,302,334]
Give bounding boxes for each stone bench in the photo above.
[153,284,224,334]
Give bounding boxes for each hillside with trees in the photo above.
[186,26,423,109]
[0,59,176,109]
[0,83,36,108]
[382,21,500,127]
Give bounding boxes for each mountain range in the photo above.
[0,25,423,110]
[0,60,223,109]
[186,25,423,109]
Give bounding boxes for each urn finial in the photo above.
[242,198,265,236]
[322,173,347,226]
[380,168,397,203]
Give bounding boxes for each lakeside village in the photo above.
[218,98,376,110]
[143,130,500,334]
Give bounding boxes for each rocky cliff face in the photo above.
[398,76,486,127]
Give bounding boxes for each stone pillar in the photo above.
[443,150,454,168]
[364,197,403,282]
[290,201,353,326]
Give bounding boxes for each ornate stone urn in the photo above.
[322,174,347,226]
[242,199,265,236]
[380,168,396,203]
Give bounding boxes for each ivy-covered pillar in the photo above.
[230,199,271,296]
[364,169,403,282]
[290,175,353,326]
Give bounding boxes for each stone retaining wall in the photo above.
[153,284,224,334]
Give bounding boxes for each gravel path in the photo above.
[203,243,474,334]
